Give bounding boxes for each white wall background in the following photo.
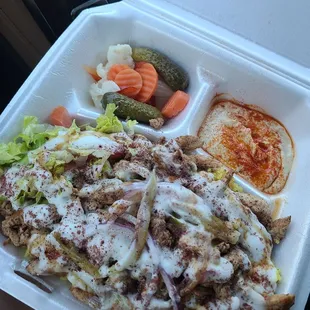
[165,0,310,68]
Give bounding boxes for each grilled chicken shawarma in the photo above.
[0,119,294,310]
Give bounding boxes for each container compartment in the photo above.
[0,7,212,142]
[75,15,219,139]
[186,52,310,195]
[185,57,310,298]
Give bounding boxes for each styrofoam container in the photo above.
[1,0,310,309]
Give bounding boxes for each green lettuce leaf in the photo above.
[44,156,65,175]
[228,179,243,192]
[40,151,74,176]
[15,116,63,149]
[125,119,138,135]
[102,160,112,174]
[0,142,28,166]
[91,158,112,179]
[213,167,227,181]
[35,191,47,204]
[16,190,29,205]
[95,104,123,134]
[67,120,80,135]
[0,116,71,168]
[23,115,37,128]
[16,189,45,205]
[15,177,46,205]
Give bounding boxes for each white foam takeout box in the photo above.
[0,0,310,309]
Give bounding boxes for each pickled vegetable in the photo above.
[132,47,189,91]
[161,90,190,118]
[135,63,158,103]
[54,233,100,277]
[114,68,143,97]
[102,92,163,124]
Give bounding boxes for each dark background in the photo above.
[0,0,119,114]
[0,33,30,110]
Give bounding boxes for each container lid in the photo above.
[143,0,310,68]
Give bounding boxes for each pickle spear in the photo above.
[54,232,100,277]
[132,47,189,91]
[102,93,164,128]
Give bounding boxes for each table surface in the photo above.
[0,290,32,310]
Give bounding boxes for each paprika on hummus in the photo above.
[198,94,294,194]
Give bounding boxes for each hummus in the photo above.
[198,94,294,194]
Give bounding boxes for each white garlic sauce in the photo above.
[187,173,278,297]
[27,233,68,275]
[153,183,235,283]
[23,204,57,229]
[188,173,273,262]
[1,129,282,309]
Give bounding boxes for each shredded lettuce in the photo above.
[213,167,227,181]
[16,190,29,205]
[0,142,28,166]
[0,195,7,202]
[228,179,243,192]
[94,104,123,134]
[0,116,65,168]
[15,177,46,205]
[45,157,65,175]
[0,112,124,170]
[125,119,138,135]
[16,189,46,205]
[35,191,45,204]
[67,120,80,135]
[126,119,138,128]
[89,158,113,180]
[41,151,74,176]
[45,156,65,175]
[15,116,63,149]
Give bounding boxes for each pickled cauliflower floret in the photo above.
[89,80,120,109]
[95,44,134,80]
[106,44,134,69]
[90,44,134,108]
[96,63,108,80]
